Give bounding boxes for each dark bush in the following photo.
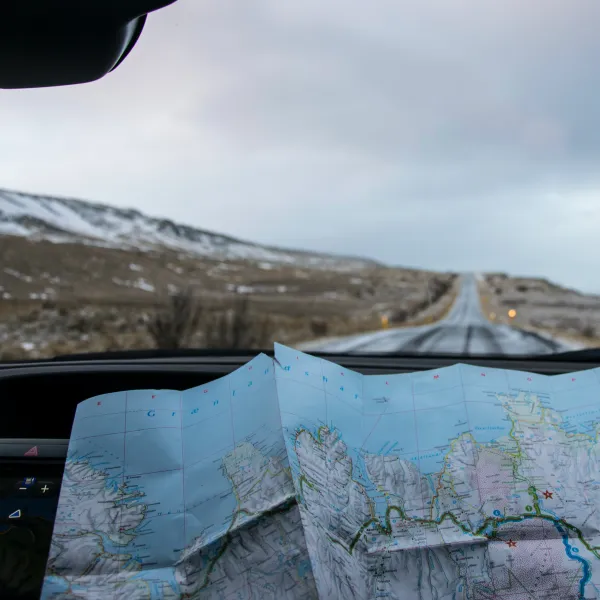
[148,287,202,349]
[388,309,408,324]
[206,295,273,349]
[582,325,596,339]
[310,318,328,337]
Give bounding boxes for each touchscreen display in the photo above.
[0,462,64,600]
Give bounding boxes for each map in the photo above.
[42,352,315,600]
[43,344,600,599]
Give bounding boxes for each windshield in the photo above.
[1,0,599,359]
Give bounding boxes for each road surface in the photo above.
[301,274,569,355]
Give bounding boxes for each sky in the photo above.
[1,0,600,292]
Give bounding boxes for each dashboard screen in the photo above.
[0,444,66,600]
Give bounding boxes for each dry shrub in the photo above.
[148,287,203,349]
[310,318,328,337]
[147,290,274,350]
[582,324,596,339]
[206,295,273,349]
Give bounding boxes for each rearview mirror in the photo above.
[0,0,178,89]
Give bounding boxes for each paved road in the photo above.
[302,274,568,355]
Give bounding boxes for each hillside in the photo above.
[0,187,457,359]
[0,188,377,271]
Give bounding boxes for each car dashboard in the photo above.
[0,350,597,599]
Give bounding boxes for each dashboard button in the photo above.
[0,441,68,459]
[33,481,58,498]
[13,477,36,495]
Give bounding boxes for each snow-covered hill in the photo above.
[0,188,378,271]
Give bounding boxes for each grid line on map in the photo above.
[319,358,328,429]
[180,391,186,547]
[458,366,484,530]
[228,374,236,456]
[127,466,182,478]
[77,410,125,420]
[539,518,563,596]
[118,391,128,565]
[410,375,425,522]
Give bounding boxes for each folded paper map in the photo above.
[42,344,600,599]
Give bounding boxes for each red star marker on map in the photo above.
[543,490,553,499]
[481,373,486,377]
[433,375,439,379]
[506,539,517,548]
[97,401,101,406]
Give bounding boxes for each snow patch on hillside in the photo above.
[0,188,378,271]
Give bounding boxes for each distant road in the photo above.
[301,274,568,355]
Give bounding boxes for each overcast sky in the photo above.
[1,0,600,292]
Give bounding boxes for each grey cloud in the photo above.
[1,0,599,291]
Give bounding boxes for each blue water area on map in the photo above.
[553,387,600,435]
[126,389,181,412]
[125,427,182,476]
[182,377,231,432]
[178,355,285,548]
[76,390,128,418]
[182,412,234,468]
[553,522,591,598]
[322,360,363,408]
[413,383,464,411]
[412,364,462,395]
[327,393,362,448]
[276,376,327,431]
[127,407,181,431]
[461,382,504,406]
[231,379,280,444]
[406,449,446,476]
[459,364,511,392]
[505,369,554,394]
[72,431,125,477]
[561,413,600,436]
[127,466,184,514]
[227,352,273,390]
[134,513,186,568]
[552,367,599,393]
[274,343,326,391]
[183,454,237,547]
[41,576,70,598]
[350,451,389,521]
[70,410,126,440]
[63,574,178,600]
[466,401,511,443]
[554,390,600,414]
[361,410,418,455]
[130,568,180,599]
[363,374,413,414]
[415,402,470,452]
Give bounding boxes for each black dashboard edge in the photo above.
[0,353,598,376]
